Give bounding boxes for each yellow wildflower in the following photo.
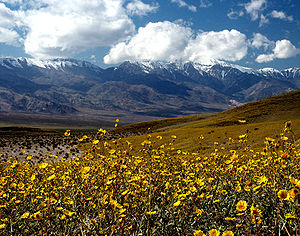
[222,231,234,236]
[250,206,262,217]
[146,211,157,215]
[209,229,220,236]
[21,212,30,219]
[47,174,56,181]
[194,230,205,236]
[32,211,42,220]
[278,190,289,200]
[93,140,99,145]
[236,200,247,211]
[81,166,91,174]
[196,209,202,216]
[39,163,48,169]
[63,209,75,217]
[285,213,296,219]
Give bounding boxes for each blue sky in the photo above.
[0,0,299,69]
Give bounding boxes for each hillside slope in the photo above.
[113,90,300,152]
[113,90,300,133]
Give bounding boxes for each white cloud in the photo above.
[104,21,248,64]
[171,0,197,12]
[256,39,300,63]
[0,3,15,27]
[104,21,193,64]
[270,10,293,21]
[255,53,274,63]
[22,0,135,59]
[259,14,269,27]
[0,3,22,45]
[184,29,248,64]
[126,0,159,16]
[0,26,20,46]
[245,0,266,21]
[199,0,212,8]
[273,40,299,58]
[251,33,273,50]
[227,9,244,20]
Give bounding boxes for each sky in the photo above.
[0,0,299,70]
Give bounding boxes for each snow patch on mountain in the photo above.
[1,57,299,80]
[0,57,101,72]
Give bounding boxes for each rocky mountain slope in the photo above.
[0,57,299,123]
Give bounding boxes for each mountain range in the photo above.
[0,57,299,125]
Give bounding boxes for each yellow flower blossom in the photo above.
[39,163,48,169]
[194,230,205,236]
[225,217,235,221]
[146,211,157,215]
[20,212,30,219]
[47,174,56,181]
[250,206,262,217]
[81,166,91,174]
[278,190,289,200]
[209,229,220,236]
[63,209,75,217]
[196,209,202,216]
[93,140,99,145]
[222,231,234,236]
[285,213,296,219]
[236,200,247,211]
[31,211,42,220]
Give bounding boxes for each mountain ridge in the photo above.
[0,57,299,125]
[1,57,299,76]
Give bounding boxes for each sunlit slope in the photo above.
[115,90,300,152]
[208,89,300,126]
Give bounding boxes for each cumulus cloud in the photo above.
[256,39,300,63]
[104,21,193,63]
[22,0,136,58]
[104,21,248,64]
[184,29,248,64]
[0,0,139,58]
[0,3,22,45]
[273,40,299,58]
[171,0,197,12]
[0,26,20,46]
[245,0,266,21]
[270,10,293,21]
[126,0,159,16]
[0,3,15,27]
[251,33,273,50]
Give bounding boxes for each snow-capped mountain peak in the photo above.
[0,57,101,71]
[1,57,299,81]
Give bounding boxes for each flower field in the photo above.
[0,121,299,235]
